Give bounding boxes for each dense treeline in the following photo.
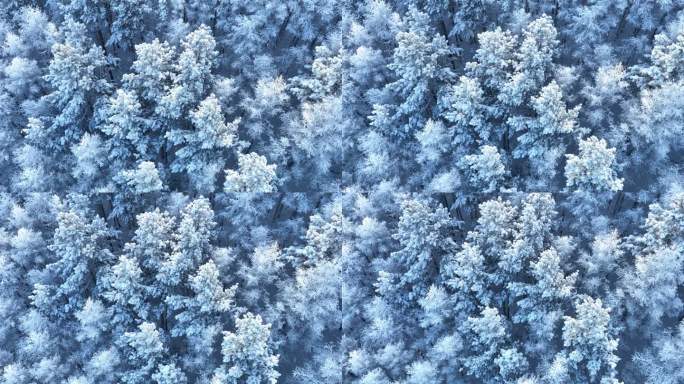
[0,1,683,383]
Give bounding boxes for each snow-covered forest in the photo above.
[0,0,683,383]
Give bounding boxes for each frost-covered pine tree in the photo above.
[0,1,683,383]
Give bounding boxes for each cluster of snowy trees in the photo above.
[0,0,683,383]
